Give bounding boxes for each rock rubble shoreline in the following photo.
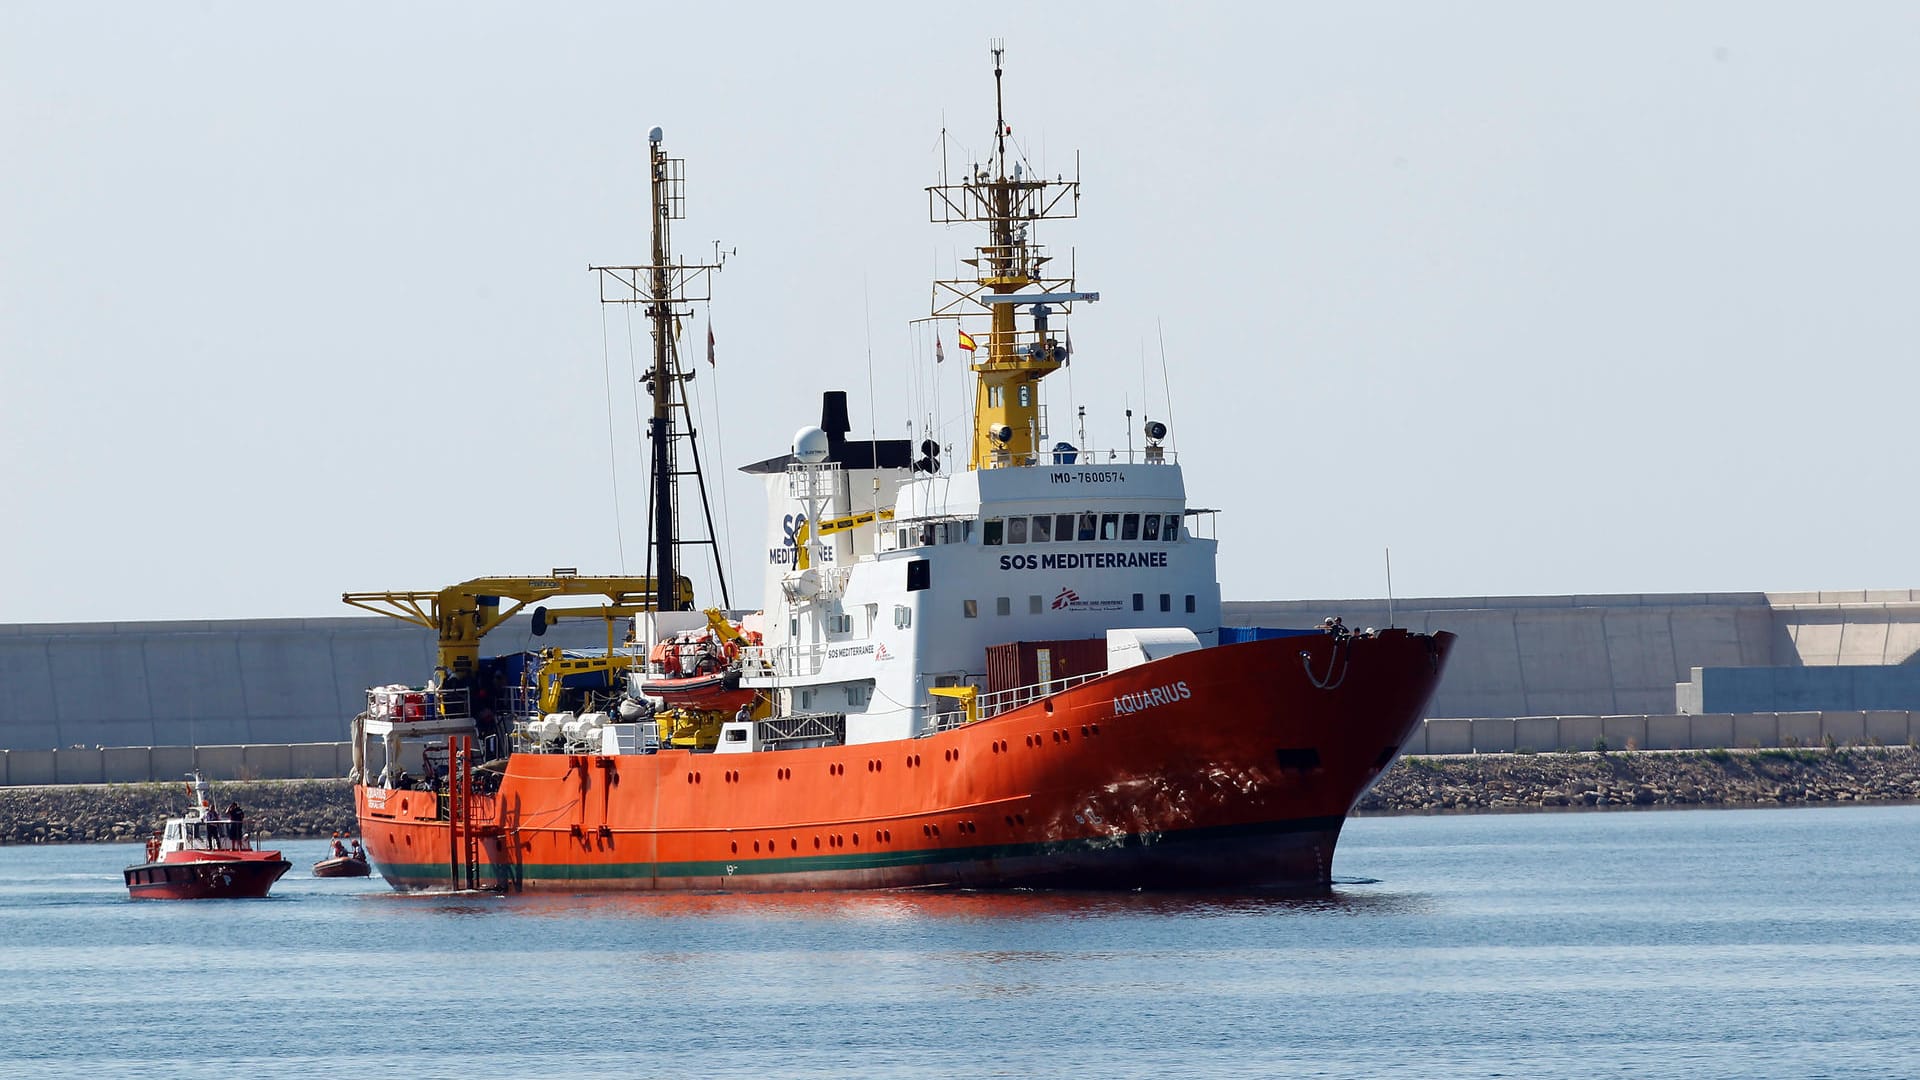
[1355,746,1920,814]
[1,779,356,846]
[3,748,1917,844]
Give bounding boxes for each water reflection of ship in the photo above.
[367,885,1429,923]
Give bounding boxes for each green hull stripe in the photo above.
[374,815,1343,886]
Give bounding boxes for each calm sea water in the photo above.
[1,805,1916,1080]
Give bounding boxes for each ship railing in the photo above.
[975,670,1108,721]
[779,566,852,602]
[366,686,472,723]
[758,712,846,748]
[505,686,541,718]
[979,445,1181,468]
[925,669,1110,732]
[740,643,826,678]
[786,461,840,501]
[510,717,660,756]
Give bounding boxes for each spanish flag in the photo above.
[957,329,978,353]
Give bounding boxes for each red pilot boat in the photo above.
[124,774,291,900]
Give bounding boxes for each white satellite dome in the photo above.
[793,426,830,464]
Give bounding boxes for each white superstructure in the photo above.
[742,414,1220,745]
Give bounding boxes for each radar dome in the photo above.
[793,426,831,463]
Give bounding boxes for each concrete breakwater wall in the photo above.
[1,743,352,787]
[1356,747,1920,813]
[1,779,356,845]
[1404,709,1919,755]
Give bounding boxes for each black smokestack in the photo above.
[820,391,851,455]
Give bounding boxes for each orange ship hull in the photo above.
[356,631,1452,892]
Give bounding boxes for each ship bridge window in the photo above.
[1121,513,1140,541]
[847,682,871,707]
[996,596,1011,616]
[984,519,1004,546]
[1100,513,1120,540]
[1163,514,1182,541]
[1186,594,1196,613]
[1142,514,1162,541]
[1029,594,1043,614]
[1077,513,1097,541]
[1007,517,1028,544]
[963,599,978,619]
[828,613,853,635]
[1030,515,1052,543]
[1055,514,1076,542]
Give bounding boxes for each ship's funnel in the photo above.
[820,391,851,456]
[820,392,851,437]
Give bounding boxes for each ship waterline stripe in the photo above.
[370,814,1345,887]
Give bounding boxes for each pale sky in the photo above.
[5,3,1918,623]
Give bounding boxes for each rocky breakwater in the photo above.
[1358,746,1920,814]
[0,779,357,845]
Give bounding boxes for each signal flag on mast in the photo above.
[935,335,945,364]
[707,322,716,366]
[957,329,977,353]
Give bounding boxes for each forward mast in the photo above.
[591,127,730,615]
[929,42,1098,471]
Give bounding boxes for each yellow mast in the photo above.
[928,42,1096,470]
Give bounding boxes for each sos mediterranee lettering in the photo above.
[999,552,1169,571]
[768,513,835,565]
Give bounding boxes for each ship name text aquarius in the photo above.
[1112,681,1192,716]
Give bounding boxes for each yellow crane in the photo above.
[342,572,692,680]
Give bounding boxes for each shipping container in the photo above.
[984,638,1109,695]
[1218,626,1321,645]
